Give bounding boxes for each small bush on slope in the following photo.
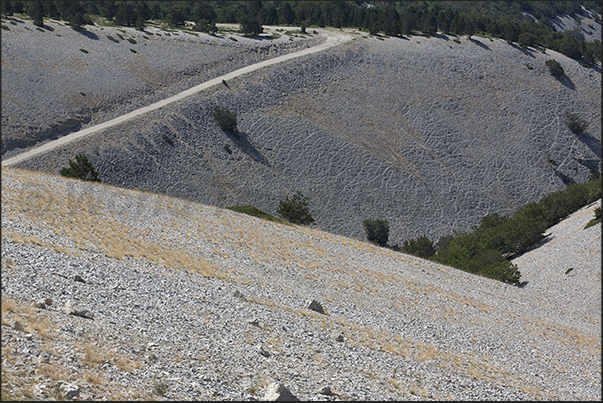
[60,154,100,182]
[545,59,565,77]
[277,191,315,225]
[226,205,287,224]
[363,218,390,247]
[213,107,238,135]
[564,112,589,134]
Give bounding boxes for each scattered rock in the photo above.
[263,382,299,401]
[307,300,325,314]
[35,298,53,309]
[318,386,333,396]
[259,345,271,357]
[234,290,245,299]
[37,352,51,364]
[332,332,344,343]
[57,381,80,400]
[13,321,25,332]
[248,318,260,327]
[63,300,93,319]
[73,275,86,283]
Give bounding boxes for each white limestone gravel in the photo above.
[1,167,600,401]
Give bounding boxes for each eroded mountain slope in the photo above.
[3,19,601,244]
[1,167,600,400]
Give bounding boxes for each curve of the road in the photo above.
[2,28,353,167]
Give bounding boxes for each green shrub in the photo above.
[107,35,119,43]
[432,176,600,285]
[564,112,588,134]
[226,205,287,224]
[277,191,315,225]
[79,48,89,53]
[223,145,232,154]
[126,37,137,44]
[129,48,137,53]
[363,219,389,247]
[60,154,100,182]
[213,107,238,134]
[400,235,435,258]
[545,59,564,77]
[585,206,601,229]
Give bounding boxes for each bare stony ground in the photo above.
[2,16,600,245]
[1,167,600,401]
[1,14,601,401]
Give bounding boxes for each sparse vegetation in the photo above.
[398,235,436,259]
[363,219,389,247]
[277,191,315,225]
[226,205,287,224]
[153,379,169,396]
[564,112,588,134]
[60,154,100,182]
[213,107,238,135]
[585,206,601,229]
[545,59,564,77]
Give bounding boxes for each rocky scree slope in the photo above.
[2,18,602,245]
[1,167,601,401]
[1,19,324,155]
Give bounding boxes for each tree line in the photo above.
[381,174,601,285]
[2,1,600,63]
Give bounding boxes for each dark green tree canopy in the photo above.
[60,154,100,182]
[213,107,238,134]
[277,191,315,225]
[239,15,263,36]
[363,218,389,247]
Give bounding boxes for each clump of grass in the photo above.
[79,48,89,53]
[584,207,601,229]
[107,35,119,43]
[153,379,169,396]
[2,25,10,30]
[226,205,287,224]
[126,37,137,44]
[129,48,137,53]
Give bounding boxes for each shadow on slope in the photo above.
[228,131,271,166]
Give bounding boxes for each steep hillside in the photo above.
[1,167,600,401]
[2,17,601,245]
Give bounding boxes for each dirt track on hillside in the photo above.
[1,27,352,167]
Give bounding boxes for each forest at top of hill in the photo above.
[3,1,601,63]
